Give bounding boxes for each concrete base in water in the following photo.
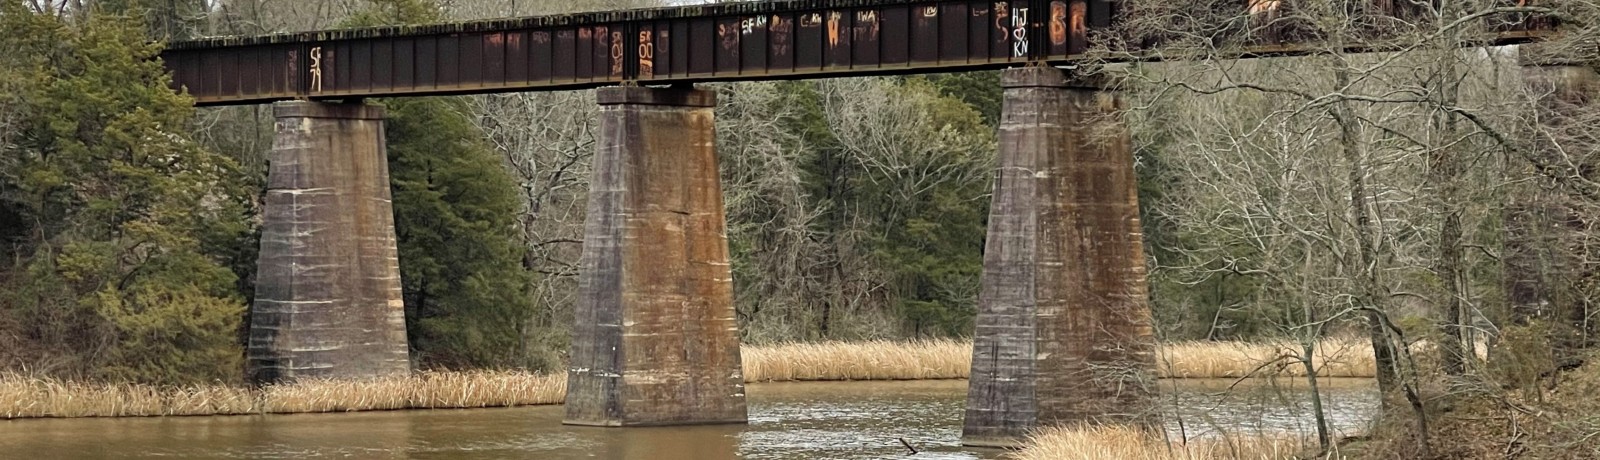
[962,68,1158,447]
[564,86,747,427]
[249,101,411,384]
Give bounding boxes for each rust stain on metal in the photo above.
[770,16,791,57]
[161,0,1559,105]
[718,22,739,53]
[638,30,655,78]
[826,11,842,48]
[994,2,1009,43]
[1049,1,1067,46]
[1069,1,1086,47]
[853,10,880,41]
[611,30,625,77]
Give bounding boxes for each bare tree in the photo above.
[1097,0,1563,454]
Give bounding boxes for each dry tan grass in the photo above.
[0,371,565,419]
[0,373,257,418]
[0,339,1378,419]
[260,370,566,414]
[1012,425,1314,460]
[741,338,1377,381]
[742,339,971,382]
[1157,338,1376,379]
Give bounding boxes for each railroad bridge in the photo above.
[162,0,1567,447]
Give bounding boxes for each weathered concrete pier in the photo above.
[164,0,1561,434]
[248,101,411,384]
[1506,46,1600,350]
[563,86,747,427]
[962,67,1158,447]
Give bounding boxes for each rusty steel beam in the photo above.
[165,0,1095,105]
[160,0,1556,106]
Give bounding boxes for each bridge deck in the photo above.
[161,0,1554,106]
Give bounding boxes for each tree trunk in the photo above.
[1334,65,1428,455]
[1331,67,1398,395]
[1436,209,1467,374]
[1431,87,1469,376]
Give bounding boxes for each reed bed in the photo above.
[1013,425,1312,460]
[260,370,566,414]
[743,337,1378,381]
[742,339,970,382]
[1157,338,1376,379]
[0,375,257,418]
[0,371,564,419]
[1,339,1377,419]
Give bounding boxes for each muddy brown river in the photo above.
[0,379,1376,459]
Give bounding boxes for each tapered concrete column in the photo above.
[248,101,410,384]
[564,86,746,427]
[1508,47,1598,344]
[962,67,1157,448]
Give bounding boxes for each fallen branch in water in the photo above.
[898,437,918,455]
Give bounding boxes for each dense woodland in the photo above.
[2,0,1600,456]
[0,0,1001,379]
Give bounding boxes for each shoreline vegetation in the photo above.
[1,338,1375,420]
[1013,425,1314,460]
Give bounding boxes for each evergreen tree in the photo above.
[755,78,992,339]
[0,2,252,384]
[345,0,538,369]
[929,71,1003,127]
[385,97,534,369]
[781,81,856,338]
[871,79,992,338]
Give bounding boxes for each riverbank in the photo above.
[1,370,566,418]
[1012,425,1316,460]
[1,338,1374,419]
[742,337,1377,381]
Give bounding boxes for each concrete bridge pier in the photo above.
[563,86,747,427]
[249,101,411,384]
[1507,47,1599,338]
[962,67,1158,448]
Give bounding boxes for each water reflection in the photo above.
[742,380,983,459]
[0,379,1375,459]
[1164,378,1378,441]
[597,424,741,460]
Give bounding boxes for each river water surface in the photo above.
[0,379,1376,459]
